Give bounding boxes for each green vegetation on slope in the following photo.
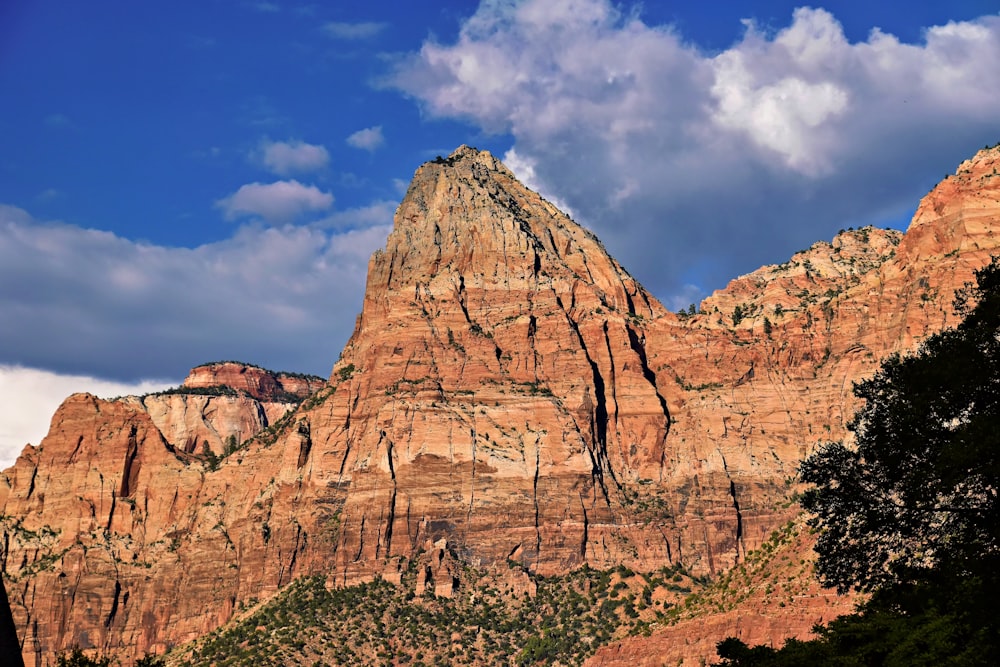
[166,560,706,667]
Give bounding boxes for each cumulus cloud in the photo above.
[0,365,173,468]
[390,1,1000,302]
[346,126,385,152]
[258,139,330,175]
[323,21,386,40]
[216,180,334,222]
[0,204,391,384]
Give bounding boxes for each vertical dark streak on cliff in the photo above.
[106,494,116,534]
[579,497,589,559]
[338,393,354,480]
[600,321,621,486]
[296,420,312,469]
[382,431,397,560]
[407,498,418,551]
[255,400,269,428]
[25,466,37,501]
[623,289,636,315]
[467,429,476,531]
[729,480,745,560]
[277,525,302,587]
[32,617,40,667]
[555,296,612,504]
[104,580,121,628]
[288,525,300,582]
[67,436,84,464]
[456,274,472,324]
[354,516,366,562]
[626,325,672,473]
[533,442,542,562]
[118,425,140,498]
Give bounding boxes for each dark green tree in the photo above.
[54,649,163,667]
[55,649,111,667]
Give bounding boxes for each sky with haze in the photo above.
[2,0,1000,465]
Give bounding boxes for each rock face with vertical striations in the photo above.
[318,145,675,583]
[3,144,1000,665]
[140,362,325,455]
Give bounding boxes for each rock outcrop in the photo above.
[2,144,1000,665]
[139,362,324,455]
[320,145,673,583]
[181,362,325,403]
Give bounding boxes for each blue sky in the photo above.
[2,0,1000,462]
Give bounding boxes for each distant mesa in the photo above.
[178,360,326,402]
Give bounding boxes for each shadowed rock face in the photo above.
[1,576,25,667]
[3,144,1000,665]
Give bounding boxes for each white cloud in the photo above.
[710,51,849,173]
[390,1,1000,299]
[216,180,334,222]
[501,148,576,218]
[0,204,390,385]
[323,21,386,40]
[0,365,173,468]
[346,126,385,152]
[258,139,330,175]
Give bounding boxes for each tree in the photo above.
[202,441,221,472]
[55,650,111,667]
[54,650,163,667]
[732,304,745,326]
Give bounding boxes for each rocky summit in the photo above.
[3,144,1000,666]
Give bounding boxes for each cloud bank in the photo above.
[0,204,391,382]
[0,365,173,468]
[391,1,1000,300]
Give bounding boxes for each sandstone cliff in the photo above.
[2,145,999,665]
[140,362,324,455]
[585,144,1000,665]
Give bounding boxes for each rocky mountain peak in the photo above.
[322,144,676,583]
[345,145,663,359]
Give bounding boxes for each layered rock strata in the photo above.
[1,145,999,665]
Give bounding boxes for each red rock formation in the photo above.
[321,145,673,584]
[138,361,324,457]
[2,144,1000,665]
[181,362,325,403]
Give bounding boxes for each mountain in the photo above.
[2,144,1000,666]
